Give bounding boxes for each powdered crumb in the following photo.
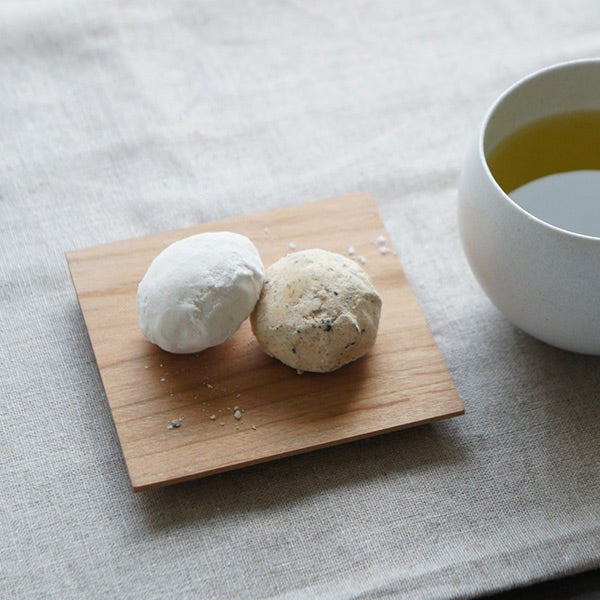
[288,242,297,250]
[347,246,355,256]
[375,235,387,245]
[358,256,366,264]
[233,409,242,420]
[160,377,167,382]
[209,414,216,420]
[379,246,390,255]
[167,417,184,430]
[144,365,150,369]
[251,425,257,430]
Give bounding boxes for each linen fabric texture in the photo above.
[1,1,599,598]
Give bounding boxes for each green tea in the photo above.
[487,110,600,193]
[486,110,600,236]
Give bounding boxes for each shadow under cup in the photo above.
[458,59,600,354]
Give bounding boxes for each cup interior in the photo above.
[482,60,600,238]
[483,60,600,154]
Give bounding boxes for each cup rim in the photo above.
[478,57,600,242]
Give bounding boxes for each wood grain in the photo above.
[66,192,463,492]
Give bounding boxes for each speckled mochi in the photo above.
[250,249,382,373]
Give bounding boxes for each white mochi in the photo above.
[137,232,264,353]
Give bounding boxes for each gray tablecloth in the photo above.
[1,1,599,598]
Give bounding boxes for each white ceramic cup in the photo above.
[458,59,600,354]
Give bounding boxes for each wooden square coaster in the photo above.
[66,192,463,491]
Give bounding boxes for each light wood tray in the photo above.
[67,192,463,491]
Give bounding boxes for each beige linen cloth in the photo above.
[1,1,598,598]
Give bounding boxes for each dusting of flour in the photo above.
[137,232,264,353]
